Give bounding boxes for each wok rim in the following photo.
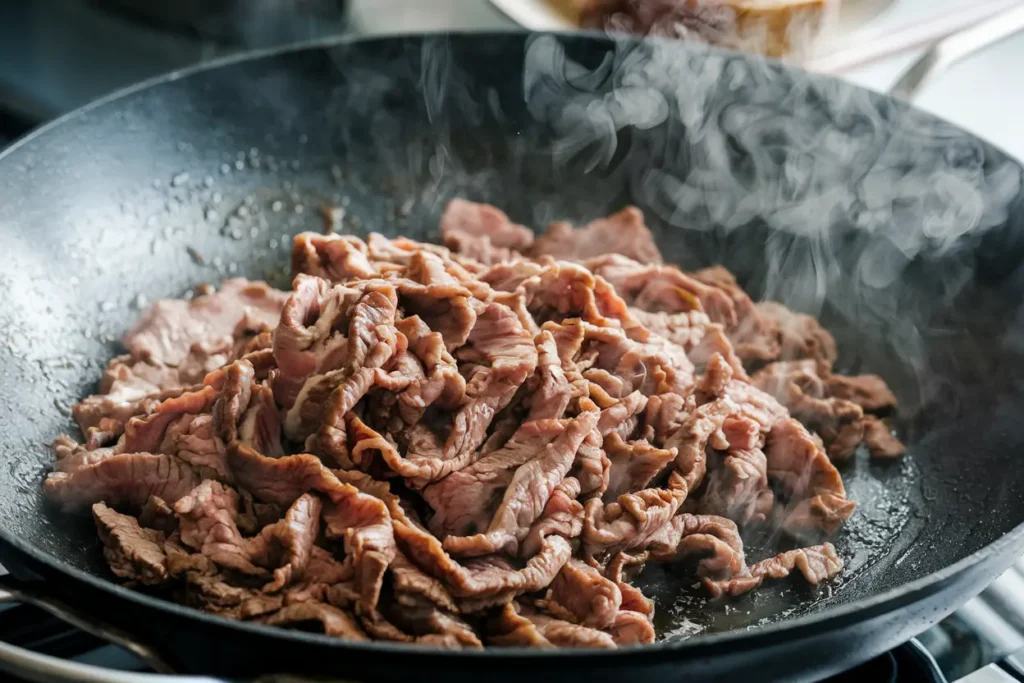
[2,29,1023,663]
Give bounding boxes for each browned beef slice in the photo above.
[440,405,598,558]
[750,360,865,462]
[124,278,288,367]
[765,418,855,534]
[543,559,621,629]
[522,477,584,558]
[93,503,168,584]
[586,254,733,323]
[606,609,655,645]
[647,513,747,582]
[706,543,844,598]
[271,274,362,410]
[582,486,683,557]
[700,447,770,524]
[423,418,577,539]
[603,433,676,501]
[386,604,482,648]
[72,356,185,435]
[755,301,837,367]
[261,602,369,640]
[394,301,537,488]
[440,198,534,265]
[283,282,400,442]
[291,232,377,282]
[45,453,201,511]
[825,374,898,413]
[174,480,267,576]
[861,415,906,458]
[249,493,323,592]
[487,603,616,649]
[531,206,662,265]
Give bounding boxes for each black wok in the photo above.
[1,31,1024,683]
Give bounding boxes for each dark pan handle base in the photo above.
[0,575,225,683]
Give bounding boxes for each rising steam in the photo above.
[518,32,1021,412]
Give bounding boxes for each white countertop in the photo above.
[346,0,1024,162]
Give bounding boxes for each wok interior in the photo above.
[1,33,1023,638]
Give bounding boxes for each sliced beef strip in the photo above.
[862,415,906,458]
[482,260,631,330]
[664,396,760,501]
[391,315,466,422]
[365,232,488,282]
[52,436,117,476]
[394,266,480,353]
[755,301,837,368]
[93,503,168,584]
[824,373,899,413]
[284,282,400,442]
[765,418,856,535]
[344,469,573,608]
[752,359,905,461]
[77,279,286,440]
[116,360,262,479]
[577,320,693,397]
[261,602,369,641]
[271,274,366,410]
[603,433,676,501]
[397,301,537,488]
[706,543,844,598]
[237,381,284,459]
[521,477,584,558]
[627,308,710,351]
[385,604,482,649]
[690,266,780,366]
[700,447,771,524]
[488,603,617,649]
[542,558,622,629]
[530,206,662,266]
[389,551,459,613]
[291,232,377,282]
[174,480,268,576]
[606,609,656,645]
[527,330,577,421]
[750,360,865,461]
[440,404,598,558]
[641,392,692,446]
[124,278,288,368]
[586,254,733,323]
[581,486,684,558]
[646,513,748,585]
[423,417,580,539]
[440,198,534,265]
[570,430,610,499]
[248,493,323,592]
[229,444,396,612]
[44,452,202,511]
[596,391,648,439]
[72,356,188,436]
